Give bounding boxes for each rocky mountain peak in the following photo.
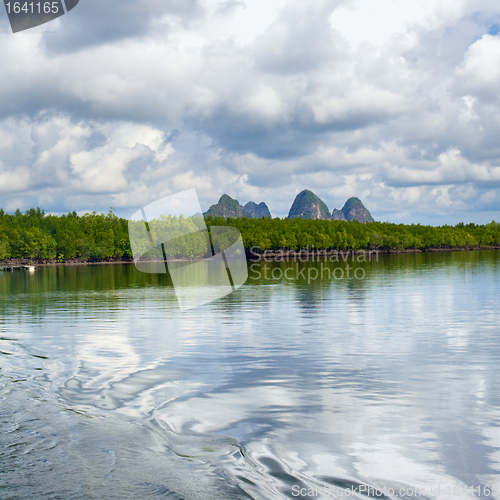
[288,190,331,220]
[204,195,271,219]
[340,197,374,223]
[244,201,271,218]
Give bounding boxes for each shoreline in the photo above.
[0,257,135,269]
[247,245,500,260]
[1,246,499,269]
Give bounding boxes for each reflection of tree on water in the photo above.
[2,251,499,319]
[245,250,500,317]
[246,256,373,313]
[0,264,178,321]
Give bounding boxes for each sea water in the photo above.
[1,251,500,499]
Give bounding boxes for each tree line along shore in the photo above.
[1,208,500,265]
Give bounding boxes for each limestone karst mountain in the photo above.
[204,194,250,218]
[338,197,374,223]
[287,190,331,220]
[204,191,374,222]
[331,208,346,221]
[243,201,271,218]
[204,195,271,219]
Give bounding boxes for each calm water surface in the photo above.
[1,251,500,499]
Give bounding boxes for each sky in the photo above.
[1,0,500,225]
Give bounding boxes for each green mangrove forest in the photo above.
[1,207,500,262]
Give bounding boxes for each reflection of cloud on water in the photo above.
[150,367,500,496]
[349,441,470,498]
[74,326,141,389]
[59,321,201,415]
[144,270,500,495]
[4,258,500,498]
[157,385,298,436]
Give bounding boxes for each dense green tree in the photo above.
[1,207,500,262]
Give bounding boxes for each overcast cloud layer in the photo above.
[1,0,500,224]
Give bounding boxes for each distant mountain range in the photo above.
[204,194,272,219]
[204,190,374,223]
[288,190,374,223]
